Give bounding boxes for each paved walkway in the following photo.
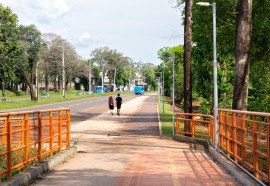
[31,94,239,186]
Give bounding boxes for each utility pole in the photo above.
[58,43,65,98]
[88,59,92,94]
[101,63,104,93]
[129,69,131,92]
[36,61,39,101]
[114,67,116,92]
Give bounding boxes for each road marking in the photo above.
[168,152,181,186]
[85,107,96,111]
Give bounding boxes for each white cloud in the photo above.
[76,32,103,48]
[0,0,184,65]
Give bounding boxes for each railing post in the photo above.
[207,116,211,139]
[175,113,179,135]
[58,111,63,150]
[219,110,224,149]
[38,112,42,162]
[20,119,24,145]
[226,111,230,157]
[184,115,187,136]
[191,115,195,138]
[211,116,214,143]
[66,109,71,148]
[6,114,12,178]
[232,112,237,162]
[252,115,259,178]
[24,114,30,170]
[3,119,7,148]
[267,117,270,184]
[241,114,247,166]
[49,111,53,156]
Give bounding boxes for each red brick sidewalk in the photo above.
[31,94,239,186]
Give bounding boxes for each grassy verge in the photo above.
[0,90,130,110]
[157,96,174,138]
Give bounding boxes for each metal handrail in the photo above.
[0,108,70,180]
[175,110,270,185]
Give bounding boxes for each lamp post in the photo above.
[35,61,39,101]
[128,69,131,92]
[114,67,117,92]
[88,59,92,94]
[57,43,65,98]
[162,61,165,119]
[170,54,175,136]
[62,44,65,98]
[196,2,218,150]
[101,63,104,94]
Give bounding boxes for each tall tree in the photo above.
[183,0,193,135]
[0,4,20,96]
[248,0,270,112]
[18,24,42,101]
[158,45,184,102]
[232,0,252,110]
[90,47,131,90]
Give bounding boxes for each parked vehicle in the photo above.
[41,93,50,98]
[134,86,144,95]
[93,86,108,93]
[76,91,83,96]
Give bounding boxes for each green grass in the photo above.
[0,90,130,110]
[158,96,174,138]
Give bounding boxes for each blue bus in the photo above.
[134,86,144,95]
[93,86,108,93]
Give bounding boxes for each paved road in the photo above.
[30,94,239,186]
[2,94,137,125]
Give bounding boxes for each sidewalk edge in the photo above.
[2,146,77,186]
[209,146,260,186]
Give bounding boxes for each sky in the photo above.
[0,0,184,65]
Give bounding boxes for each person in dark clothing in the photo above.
[115,93,122,116]
[108,96,114,115]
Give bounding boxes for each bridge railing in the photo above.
[176,109,270,185]
[0,108,70,181]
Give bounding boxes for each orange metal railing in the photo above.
[0,108,70,181]
[175,113,214,140]
[175,109,270,185]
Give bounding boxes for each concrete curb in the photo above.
[173,135,209,150]
[2,146,77,186]
[208,146,261,186]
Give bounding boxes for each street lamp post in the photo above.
[128,69,131,92]
[35,61,39,101]
[57,43,66,98]
[101,63,104,94]
[61,44,65,98]
[162,62,165,119]
[170,54,175,136]
[196,2,218,150]
[88,59,92,94]
[114,67,117,92]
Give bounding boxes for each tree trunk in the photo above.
[45,74,49,94]
[58,75,61,91]
[54,76,57,90]
[22,70,37,101]
[0,72,5,96]
[183,0,193,135]
[232,0,252,110]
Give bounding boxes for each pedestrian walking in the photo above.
[108,96,114,115]
[115,93,122,116]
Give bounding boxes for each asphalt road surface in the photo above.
[1,93,139,125]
